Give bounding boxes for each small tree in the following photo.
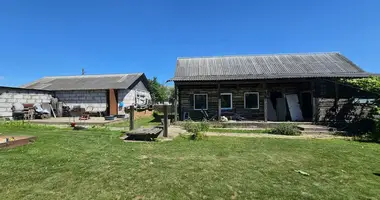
[148,77,168,104]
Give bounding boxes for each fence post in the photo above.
[163,105,168,137]
[129,105,134,130]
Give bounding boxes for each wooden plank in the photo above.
[263,82,268,122]
[129,105,134,130]
[217,83,221,121]
[109,89,118,115]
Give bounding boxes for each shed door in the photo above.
[285,94,304,121]
[108,89,118,115]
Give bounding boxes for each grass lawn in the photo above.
[108,116,160,128]
[208,128,270,133]
[0,126,380,199]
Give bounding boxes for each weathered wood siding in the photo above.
[176,79,375,122]
[314,79,374,123]
[178,84,265,120]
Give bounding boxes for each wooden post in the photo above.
[174,85,178,122]
[311,80,316,123]
[217,83,221,121]
[263,82,268,122]
[129,105,134,130]
[163,105,168,137]
[334,81,339,112]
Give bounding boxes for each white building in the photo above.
[21,73,151,116]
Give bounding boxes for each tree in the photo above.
[345,76,380,115]
[346,76,380,95]
[148,77,168,104]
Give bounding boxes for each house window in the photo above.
[244,92,259,109]
[220,93,232,109]
[194,94,208,110]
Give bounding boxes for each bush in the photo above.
[363,119,380,142]
[270,124,301,136]
[182,120,209,140]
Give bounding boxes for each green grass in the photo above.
[107,116,160,128]
[208,128,271,133]
[0,126,380,199]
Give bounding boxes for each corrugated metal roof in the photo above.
[22,73,145,90]
[172,52,372,81]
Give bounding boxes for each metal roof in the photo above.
[172,52,372,81]
[22,73,146,91]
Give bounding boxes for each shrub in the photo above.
[182,120,209,140]
[364,119,380,142]
[270,124,301,136]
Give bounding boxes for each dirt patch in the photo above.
[0,136,37,149]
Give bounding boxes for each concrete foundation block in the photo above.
[14,94,23,99]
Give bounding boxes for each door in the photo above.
[300,92,313,121]
[107,89,118,116]
[285,94,304,121]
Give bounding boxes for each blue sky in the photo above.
[0,0,379,86]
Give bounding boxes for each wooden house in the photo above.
[170,52,374,122]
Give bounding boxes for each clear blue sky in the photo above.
[0,0,379,86]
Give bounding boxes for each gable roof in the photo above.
[172,52,372,81]
[22,73,148,91]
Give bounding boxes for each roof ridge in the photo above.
[177,52,341,60]
[41,73,143,79]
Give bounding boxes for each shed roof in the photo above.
[22,73,147,91]
[172,52,372,81]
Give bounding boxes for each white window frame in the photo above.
[193,94,208,110]
[220,93,233,110]
[244,92,259,109]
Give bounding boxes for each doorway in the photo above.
[106,89,118,116]
[300,92,313,121]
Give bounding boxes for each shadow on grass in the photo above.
[373,173,380,177]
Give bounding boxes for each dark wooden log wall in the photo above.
[176,79,375,122]
[314,79,375,123]
[178,84,265,120]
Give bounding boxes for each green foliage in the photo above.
[346,76,380,115]
[182,121,209,140]
[183,121,210,133]
[148,77,171,103]
[270,124,301,136]
[346,76,380,94]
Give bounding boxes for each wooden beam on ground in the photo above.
[129,105,134,130]
[163,105,169,137]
